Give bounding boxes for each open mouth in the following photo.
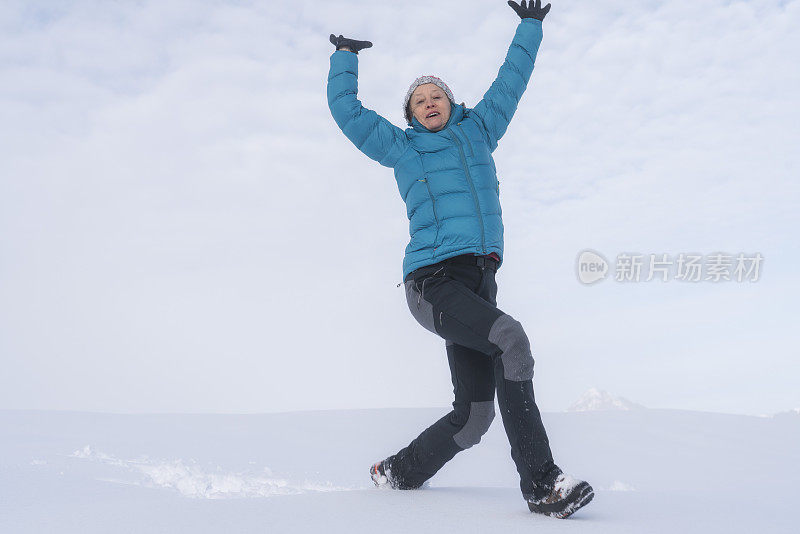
[426,112,440,119]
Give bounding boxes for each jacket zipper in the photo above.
[448,129,486,254]
[457,124,473,157]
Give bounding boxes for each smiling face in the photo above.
[409,83,452,132]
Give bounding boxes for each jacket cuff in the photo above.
[330,48,359,73]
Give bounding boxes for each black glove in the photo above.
[329,34,373,54]
[507,0,551,21]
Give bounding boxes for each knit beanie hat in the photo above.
[403,76,455,125]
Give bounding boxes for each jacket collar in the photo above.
[409,102,465,133]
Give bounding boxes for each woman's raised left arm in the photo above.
[471,1,550,151]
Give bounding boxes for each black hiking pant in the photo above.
[387,254,560,499]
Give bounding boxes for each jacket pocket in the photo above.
[404,280,438,334]
[421,177,441,257]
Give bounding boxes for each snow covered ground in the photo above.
[1,407,798,533]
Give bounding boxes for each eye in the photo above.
[434,96,441,99]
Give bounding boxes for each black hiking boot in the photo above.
[526,473,594,519]
[369,460,397,488]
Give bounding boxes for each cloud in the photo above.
[1,0,798,415]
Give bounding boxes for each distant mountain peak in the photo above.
[567,388,644,412]
[773,407,800,419]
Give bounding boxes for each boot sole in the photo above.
[528,481,594,519]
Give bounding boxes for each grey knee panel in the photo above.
[405,280,437,334]
[488,314,535,381]
[453,401,495,449]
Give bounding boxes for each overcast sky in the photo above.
[1,0,798,415]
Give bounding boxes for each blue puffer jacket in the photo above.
[327,19,543,280]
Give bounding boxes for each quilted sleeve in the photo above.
[327,50,407,168]
[471,18,543,151]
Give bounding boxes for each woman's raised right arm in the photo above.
[327,35,407,168]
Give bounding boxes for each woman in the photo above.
[327,0,593,519]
